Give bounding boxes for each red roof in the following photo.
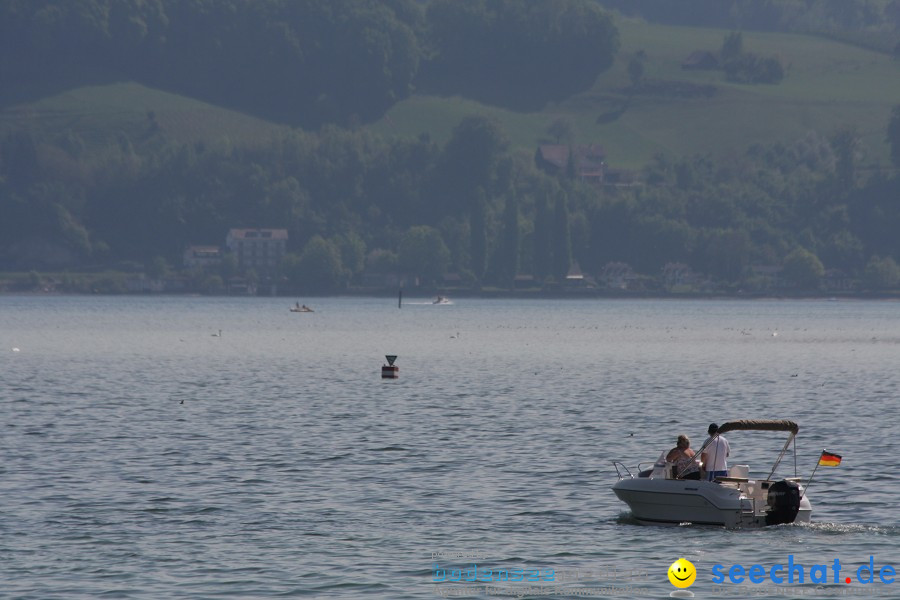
[537,145,606,174]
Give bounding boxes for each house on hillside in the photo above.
[225,228,287,275]
[535,144,606,184]
[822,269,856,292]
[682,50,719,70]
[599,262,635,289]
[183,245,222,270]
[514,274,539,290]
[603,168,638,186]
[565,261,595,289]
[227,276,257,296]
[662,262,696,289]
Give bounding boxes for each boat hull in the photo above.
[612,478,811,528]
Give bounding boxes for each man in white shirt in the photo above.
[701,423,730,481]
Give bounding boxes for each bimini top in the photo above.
[717,420,799,435]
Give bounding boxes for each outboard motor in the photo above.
[765,480,801,525]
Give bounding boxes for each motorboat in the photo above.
[433,296,451,305]
[612,419,812,528]
[290,303,314,312]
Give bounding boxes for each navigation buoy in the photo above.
[382,355,399,379]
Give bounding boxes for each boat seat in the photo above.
[715,476,749,483]
[730,464,750,479]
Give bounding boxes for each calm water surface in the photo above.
[1,296,899,599]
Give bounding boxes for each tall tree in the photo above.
[864,255,900,289]
[552,192,572,281]
[533,194,552,280]
[782,247,824,289]
[721,31,743,61]
[398,225,450,285]
[334,232,366,280]
[499,191,520,287]
[441,115,510,202]
[547,117,574,145]
[830,127,859,196]
[469,188,488,282]
[424,0,619,108]
[291,236,345,290]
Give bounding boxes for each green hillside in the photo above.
[6,0,900,291]
[0,82,289,154]
[4,20,897,173]
[370,19,900,170]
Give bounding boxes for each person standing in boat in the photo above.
[701,423,730,481]
[666,435,701,480]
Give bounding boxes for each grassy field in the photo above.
[0,82,289,154]
[370,19,900,170]
[2,19,899,172]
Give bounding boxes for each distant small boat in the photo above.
[290,303,314,313]
[433,296,451,305]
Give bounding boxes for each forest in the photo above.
[2,0,900,294]
[1,0,618,126]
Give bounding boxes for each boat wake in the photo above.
[613,511,644,526]
[403,301,454,305]
[801,522,900,536]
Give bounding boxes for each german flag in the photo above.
[818,451,842,467]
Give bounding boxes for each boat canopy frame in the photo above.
[717,419,799,435]
[692,419,799,482]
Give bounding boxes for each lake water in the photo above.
[1,295,899,599]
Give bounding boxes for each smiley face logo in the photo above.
[668,558,696,588]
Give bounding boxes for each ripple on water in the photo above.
[1,297,899,598]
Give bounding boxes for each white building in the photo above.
[225,228,288,275]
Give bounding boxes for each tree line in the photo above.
[597,0,900,36]
[4,110,900,292]
[598,0,900,55]
[3,0,900,292]
[0,0,619,126]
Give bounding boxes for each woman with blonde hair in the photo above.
[666,434,701,480]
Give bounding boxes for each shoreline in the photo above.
[2,288,899,301]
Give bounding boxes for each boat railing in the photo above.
[612,461,634,479]
[638,461,659,475]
